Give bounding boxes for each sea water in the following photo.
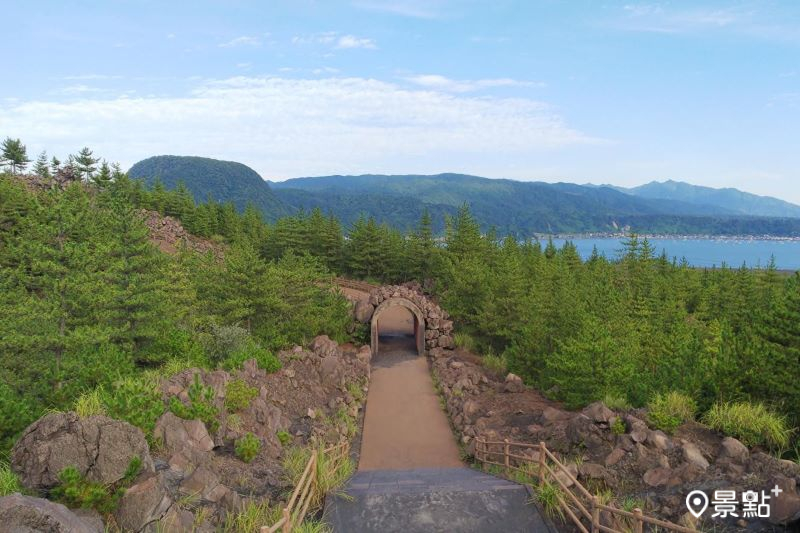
[548,238,800,271]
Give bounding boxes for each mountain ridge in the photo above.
[605,179,800,218]
[127,156,800,236]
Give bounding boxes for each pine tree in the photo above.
[104,199,172,362]
[1,137,31,174]
[747,273,800,414]
[50,156,61,175]
[73,147,98,181]
[33,151,51,180]
[92,160,112,188]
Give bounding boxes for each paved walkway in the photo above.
[358,336,463,470]
[325,330,550,532]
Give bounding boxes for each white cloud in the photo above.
[615,3,799,41]
[0,76,599,178]
[292,32,376,49]
[352,0,444,19]
[219,35,261,48]
[405,74,544,93]
[55,85,103,95]
[336,34,377,49]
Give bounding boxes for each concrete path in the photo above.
[357,336,463,470]
[324,467,553,532]
[324,328,551,531]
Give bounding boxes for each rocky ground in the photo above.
[140,209,222,257]
[2,335,370,532]
[431,349,800,532]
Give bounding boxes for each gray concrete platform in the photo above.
[323,467,555,532]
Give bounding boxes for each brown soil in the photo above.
[358,341,463,471]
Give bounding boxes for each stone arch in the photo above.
[356,283,455,358]
[370,297,426,356]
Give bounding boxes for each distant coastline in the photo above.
[538,233,800,242]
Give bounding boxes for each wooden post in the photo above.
[633,508,643,533]
[504,439,510,468]
[538,442,546,488]
[281,507,290,533]
[591,495,600,533]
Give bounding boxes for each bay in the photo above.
[548,237,800,271]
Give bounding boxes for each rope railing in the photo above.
[475,437,697,533]
[261,440,351,533]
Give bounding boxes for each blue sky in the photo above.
[2,1,799,203]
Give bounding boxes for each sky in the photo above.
[2,0,799,203]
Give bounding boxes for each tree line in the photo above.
[0,169,352,455]
[3,143,799,457]
[121,170,799,432]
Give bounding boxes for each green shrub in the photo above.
[74,388,106,418]
[222,343,281,373]
[0,463,22,496]
[603,394,630,411]
[104,375,165,438]
[277,430,292,447]
[0,384,35,454]
[204,324,250,365]
[51,457,140,514]
[225,379,258,412]
[235,433,262,463]
[52,466,117,513]
[143,326,206,367]
[453,332,476,352]
[647,392,696,434]
[611,417,626,435]
[704,402,793,449]
[170,374,220,433]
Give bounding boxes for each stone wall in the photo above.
[354,283,455,357]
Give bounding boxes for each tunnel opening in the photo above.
[370,297,425,357]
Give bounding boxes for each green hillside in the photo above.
[128,155,289,221]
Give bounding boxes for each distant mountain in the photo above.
[128,156,289,221]
[272,173,800,236]
[126,158,800,236]
[611,180,800,218]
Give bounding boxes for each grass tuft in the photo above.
[74,388,106,418]
[535,480,565,521]
[223,500,282,532]
[482,352,507,375]
[647,391,696,434]
[453,332,476,352]
[294,520,332,533]
[704,401,793,450]
[0,463,22,496]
